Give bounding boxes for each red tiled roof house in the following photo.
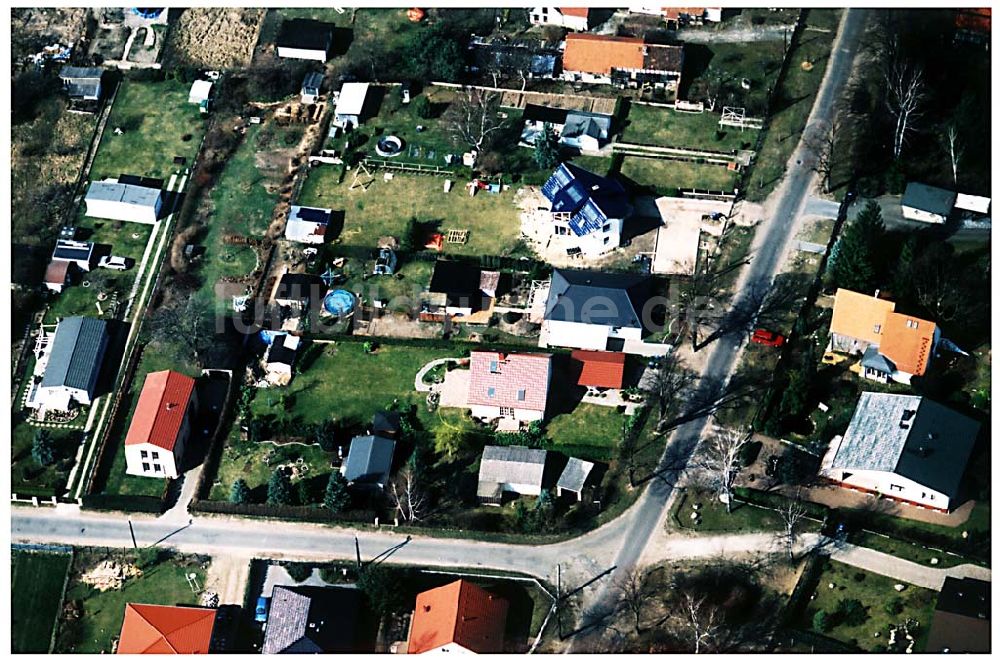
[407,580,509,654]
[571,350,626,389]
[561,33,684,92]
[117,603,216,654]
[124,370,198,479]
[466,351,552,423]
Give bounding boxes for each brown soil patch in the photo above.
[164,8,266,69]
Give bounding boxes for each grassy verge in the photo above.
[12,549,72,654]
[745,9,840,201]
[850,531,981,569]
[798,560,936,652]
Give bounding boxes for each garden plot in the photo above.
[621,104,760,153]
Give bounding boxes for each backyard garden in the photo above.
[11,548,73,654]
[620,103,760,153]
[619,155,740,195]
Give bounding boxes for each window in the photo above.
[604,236,610,244]
[489,360,499,373]
[873,324,882,334]
[517,389,526,402]
[889,483,904,492]
[153,464,162,473]
[906,319,918,329]
[151,451,159,460]
[142,462,150,472]
[500,407,514,417]
[602,223,611,232]
[141,450,148,459]
[487,387,496,398]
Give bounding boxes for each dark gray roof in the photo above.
[262,585,361,654]
[344,435,395,485]
[557,457,595,493]
[860,345,895,375]
[833,392,979,498]
[544,268,653,330]
[302,71,324,92]
[52,239,94,263]
[935,577,990,619]
[522,104,569,125]
[59,66,103,81]
[65,81,101,99]
[40,316,108,393]
[277,18,333,52]
[265,334,298,366]
[562,111,611,142]
[902,182,956,216]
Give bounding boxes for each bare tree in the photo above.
[805,115,842,193]
[942,123,963,186]
[646,353,689,431]
[614,567,658,635]
[700,427,748,513]
[446,88,508,156]
[883,61,925,161]
[777,494,809,560]
[702,66,732,112]
[679,592,721,654]
[388,465,426,522]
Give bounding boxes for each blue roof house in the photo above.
[541,163,631,258]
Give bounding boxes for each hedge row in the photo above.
[81,493,168,514]
[189,500,376,525]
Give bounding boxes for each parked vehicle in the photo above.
[254,596,269,623]
[751,328,786,347]
[98,255,131,271]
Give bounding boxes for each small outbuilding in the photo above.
[51,239,95,272]
[300,71,324,104]
[285,206,331,245]
[85,177,163,224]
[333,82,370,130]
[44,260,75,293]
[276,18,334,61]
[342,435,396,488]
[477,445,548,504]
[901,182,956,224]
[59,66,103,101]
[34,316,109,412]
[556,457,595,501]
[273,272,322,309]
[262,334,301,386]
[188,79,213,105]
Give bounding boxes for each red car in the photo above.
[751,329,786,347]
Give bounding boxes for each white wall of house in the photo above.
[529,7,588,31]
[704,8,723,22]
[541,318,642,351]
[125,442,182,479]
[901,205,947,225]
[562,70,613,85]
[420,642,476,655]
[470,404,545,422]
[820,467,950,511]
[35,385,92,412]
[85,195,162,225]
[501,481,543,497]
[277,46,327,61]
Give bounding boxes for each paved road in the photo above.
[676,24,798,43]
[568,8,870,650]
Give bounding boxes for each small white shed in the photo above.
[188,80,213,105]
[333,82,370,129]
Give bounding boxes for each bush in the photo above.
[284,562,313,582]
[835,598,868,627]
[813,609,831,632]
[230,478,251,504]
[31,430,57,467]
[413,95,434,119]
[323,471,351,512]
[884,598,904,615]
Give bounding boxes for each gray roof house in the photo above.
[545,268,653,331]
[262,586,362,654]
[556,457,595,500]
[820,392,980,511]
[901,182,957,224]
[560,111,612,151]
[342,435,396,487]
[477,445,548,504]
[59,66,103,100]
[38,316,109,409]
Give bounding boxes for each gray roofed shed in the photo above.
[343,435,395,486]
[86,180,161,207]
[40,316,108,393]
[833,392,979,499]
[557,457,595,496]
[477,445,547,500]
[902,182,957,216]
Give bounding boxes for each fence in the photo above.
[189,500,376,524]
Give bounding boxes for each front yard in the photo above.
[297,166,525,256]
[621,104,759,153]
[798,560,936,652]
[619,156,739,194]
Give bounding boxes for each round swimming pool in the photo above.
[322,289,356,318]
[375,135,404,158]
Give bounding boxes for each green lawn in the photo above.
[298,166,525,256]
[90,79,207,182]
[800,560,937,652]
[673,487,792,533]
[57,550,207,654]
[546,403,624,462]
[746,9,841,201]
[11,421,82,496]
[209,438,334,501]
[621,104,759,153]
[619,156,738,194]
[12,549,72,654]
[250,340,451,425]
[685,40,787,115]
[850,531,981,569]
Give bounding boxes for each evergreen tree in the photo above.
[533,123,561,169]
[891,236,918,302]
[31,430,56,467]
[267,468,293,506]
[813,609,831,632]
[298,480,315,506]
[825,200,885,293]
[230,478,252,504]
[323,471,351,512]
[357,565,408,619]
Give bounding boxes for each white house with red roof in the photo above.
[529,7,591,31]
[466,351,552,423]
[124,370,198,479]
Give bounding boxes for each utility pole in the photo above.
[355,535,362,570]
[128,519,137,550]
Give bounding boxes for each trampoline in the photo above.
[375,135,404,158]
[131,8,163,19]
[322,289,356,318]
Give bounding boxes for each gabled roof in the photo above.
[902,182,956,216]
[344,435,395,485]
[478,446,548,498]
[44,260,72,285]
[262,586,361,654]
[59,66,103,81]
[829,288,896,346]
[557,457,595,493]
[335,82,370,116]
[643,42,685,73]
[407,580,509,654]
[428,260,490,308]
[927,576,991,653]
[571,350,626,388]
[563,33,645,75]
[85,179,162,208]
[125,370,196,451]
[276,18,333,52]
[559,7,590,19]
[545,268,652,330]
[40,316,108,392]
[467,351,552,412]
[117,603,216,654]
[860,345,895,375]
[541,162,630,236]
[264,334,300,367]
[52,239,94,262]
[879,312,937,376]
[831,392,979,499]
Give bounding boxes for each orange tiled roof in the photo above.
[663,7,707,21]
[829,288,896,347]
[117,603,216,654]
[956,7,991,33]
[571,350,626,389]
[407,580,509,654]
[879,312,937,376]
[124,370,196,451]
[559,7,590,19]
[563,33,645,75]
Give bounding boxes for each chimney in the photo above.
[874,289,880,299]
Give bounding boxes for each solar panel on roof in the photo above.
[295,207,331,223]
